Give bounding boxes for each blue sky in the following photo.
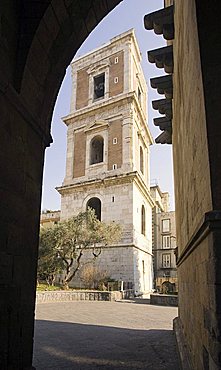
[41,0,174,211]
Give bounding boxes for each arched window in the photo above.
[140,146,144,174]
[86,197,101,221]
[90,135,104,165]
[141,205,146,235]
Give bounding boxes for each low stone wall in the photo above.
[150,293,178,307]
[36,290,134,304]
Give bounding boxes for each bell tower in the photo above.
[57,29,154,294]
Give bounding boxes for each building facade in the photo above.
[57,29,154,295]
[40,210,61,228]
[145,1,221,367]
[151,185,177,293]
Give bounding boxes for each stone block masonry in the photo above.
[36,290,135,303]
[150,294,178,307]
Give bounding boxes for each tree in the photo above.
[79,263,110,290]
[37,229,63,285]
[38,209,122,289]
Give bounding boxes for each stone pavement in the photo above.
[33,300,180,369]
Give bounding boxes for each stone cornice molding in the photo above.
[84,120,109,133]
[144,5,174,40]
[62,91,153,144]
[177,211,221,267]
[72,29,136,69]
[57,171,154,208]
[133,172,155,207]
[81,243,152,256]
[144,5,174,144]
[57,172,137,194]
[87,61,110,75]
[62,92,135,122]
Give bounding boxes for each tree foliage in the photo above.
[38,209,122,288]
[38,230,63,286]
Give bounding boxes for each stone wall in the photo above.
[36,290,125,303]
[132,182,152,253]
[107,119,123,170]
[0,90,44,370]
[55,244,153,294]
[59,180,134,225]
[58,176,153,294]
[172,1,221,369]
[73,130,86,178]
[150,294,178,307]
[109,51,124,97]
[178,236,210,369]
[173,0,212,252]
[65,245,135,286]
[76,68,89,109]
[0,2,122,367]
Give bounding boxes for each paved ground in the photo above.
[33,300,180,370]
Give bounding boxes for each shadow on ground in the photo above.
[33,320,180,370]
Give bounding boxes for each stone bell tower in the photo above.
[57,29,154,294]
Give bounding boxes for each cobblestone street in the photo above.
[33,300,180,369]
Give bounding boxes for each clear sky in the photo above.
[41,0,175,211]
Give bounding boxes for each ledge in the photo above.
[144,5,174,40]
[155,130,172,145]
[152,99,172,119]
[154,116,172,130]
[148,45,173,74]
[57,171,154,207]
[177,211,221,266]
[145,6,174,146]
[150,75,173,99]
[152,99,173,145]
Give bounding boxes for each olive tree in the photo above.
[38,209,121,289]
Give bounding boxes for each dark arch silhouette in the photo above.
[1,2,221,369]
[87,197,101,221]
[0,1,122,368]
[90,136,104,165]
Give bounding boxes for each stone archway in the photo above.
[2,1,221,369]
[0,1,122,368]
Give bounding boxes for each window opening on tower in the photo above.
[94,73,105,100]
[90,135,104,165]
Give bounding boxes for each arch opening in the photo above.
[90,135,104,165]
[86,197,101,221]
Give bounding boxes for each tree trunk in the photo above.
[63,265,71,289]
[63,250,84,288]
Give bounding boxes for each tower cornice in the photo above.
[57,171,155,208]
[62,92,153,144]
